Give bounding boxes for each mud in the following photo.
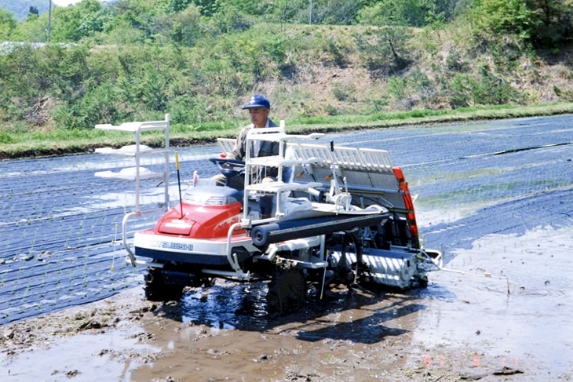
[1,116,572,381]
[1,226,572,381]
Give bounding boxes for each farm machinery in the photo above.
[97,118,442,313]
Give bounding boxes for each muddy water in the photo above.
[3,327,155,381]
[131,287,427,381]
[121,227,571,381]
[414,226,573,376]
[1,230,571,381]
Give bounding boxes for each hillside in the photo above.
[0,0,52,20]
[0,0,114,19]
[0,0,572,145]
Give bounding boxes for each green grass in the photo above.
[1,102,572,159]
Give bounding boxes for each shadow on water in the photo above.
[149,279,457,345]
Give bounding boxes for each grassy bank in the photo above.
[1,102,571,160]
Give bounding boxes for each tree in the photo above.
[474,0,537,40]
[10,12,48,42]
[77,7,115,37]
[356,1,414,76]
[165,5,202,46]
[29,6,40,18]
[188,0,224,16]
[470,0,573,46]
[358,0,460,27]
[50,0,105,42]
[528,0,573,46]
[0,8,17,40]
[168,0,194,13]
[309,0,366,25]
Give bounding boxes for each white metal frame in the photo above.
[95,114,171,264]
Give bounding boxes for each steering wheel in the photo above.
[209,157,245,186]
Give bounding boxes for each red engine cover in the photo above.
[156,201,243,238]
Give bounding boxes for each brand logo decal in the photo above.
[149,240,193,251]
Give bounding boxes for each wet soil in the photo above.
[1,117,572,381]
[1,226,571,382]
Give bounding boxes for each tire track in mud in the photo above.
[0,116,572,326]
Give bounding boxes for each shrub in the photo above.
[52,82,131,129]
[332,83,356,102]
[448,73,473,108]
[387,76,408,100]
[0,132,14,144]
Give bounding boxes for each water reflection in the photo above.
[180,281,270,330]
[175,278,452,345]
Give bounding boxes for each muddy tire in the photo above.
[414,275,429,288]
[267,267,307,315]
[144,267,184,302]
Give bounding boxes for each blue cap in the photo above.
[242,94,270,109]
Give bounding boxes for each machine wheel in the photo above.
[414,274,429,288]
[323,231,361,287]
[266,267,307,315]
[144,267,184,302]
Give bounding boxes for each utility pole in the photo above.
[47,0,52,42]
[309,0,313,25]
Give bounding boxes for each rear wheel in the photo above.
[144,267,185,302]
[266,267,307,315]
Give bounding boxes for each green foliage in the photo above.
[0,8,17,40]
[447,67,520,108]
[553,86,573,102]
[209,5,253,34]
[0,132,14,143]
[188,0,224,16]
[354,26,412,76]
[358,0,453,27]
[187,120,237,132]
[387,76,408,99]
[0,0,569,137]
[77,7,115,37]
[324,38,350,67]
[408,69,434,104]
[97,18,146,45]
[529,0,573,47]
[474,0,536,40]
[10,12,47,42]
[53,82,124,129]
[107,0,170,42]
[0,45,53,119]
[0,26,295,130]
[448,73,473,108]
[366,96,390,112]
[309,0,366,25]
[269,0,307,25]
[445,48,468,71]
[469,0,573,46]
[168,0,194,14]
[332,83,356,102]
[169,5,202,46]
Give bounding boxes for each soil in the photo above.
[1,118,572,381]
[1,226,571,382]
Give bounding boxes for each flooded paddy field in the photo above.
[1,115,572,381]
